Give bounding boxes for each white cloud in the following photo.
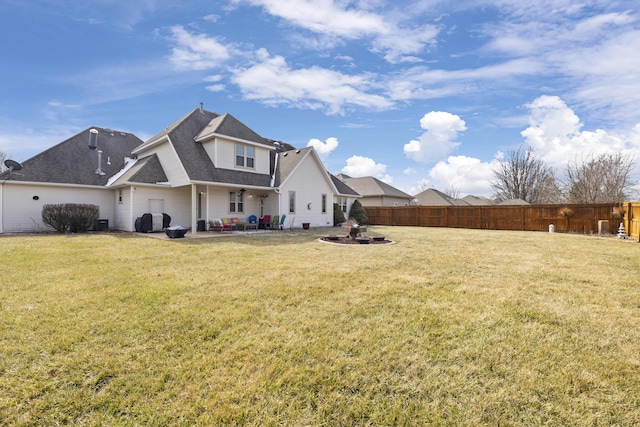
[521,95,633,167]
[205,84,225,92]
[480,8,640,127]
[203,14,220,23]
[168,26,230,71]
[231,49,392,114]
[428,155,499,198]
[0,127,79,162]
[235,0,439,63]
[307,137,339,157]
[386,58,545,102]
[242,0,386,38]
[372,24,439,64]
[404,111,466,163]
[341,155,389,180]
[403,167,417,175]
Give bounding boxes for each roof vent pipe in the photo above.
[96,150,106,175]
[88,128,98,150]
[199,102,204,113]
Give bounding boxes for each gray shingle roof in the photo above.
[0,127,143,186]
[414,188,457,206]
[128,155,168,184]
[195,113,271,145]
[330,174,359,196]
[461,195,495,205]
[497,198,531,205]
[140,108,276,187]
[336,174,412,199]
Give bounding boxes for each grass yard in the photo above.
[1,227,639,426]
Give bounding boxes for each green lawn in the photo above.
[1,227,639,426]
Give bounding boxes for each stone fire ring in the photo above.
[317,236,396,245]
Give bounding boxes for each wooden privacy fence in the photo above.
[365,203,640,238]
[624,201,640,240]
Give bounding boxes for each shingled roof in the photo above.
[0,127,143,186]
[134,108,283,187]
[330,174,360,196]
[195,113,271,145]
[336,174,412,200]
[413,188,458,206]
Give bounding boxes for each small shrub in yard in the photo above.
[42,203,99,233]
[333,203,346,226]
[348,199,368,224]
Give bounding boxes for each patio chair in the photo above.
[231,217,243,230]
[209,218,232,232]
[277,214,286,230]
[261,215,271,229]
[222,217,236,231]
[245,215,258,230]
[271,215,279,230]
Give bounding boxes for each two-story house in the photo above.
[0,106,360,234]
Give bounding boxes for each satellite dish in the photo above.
[4,159,22,171]
[4,159,23,179]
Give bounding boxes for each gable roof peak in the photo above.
[195,112,270,145]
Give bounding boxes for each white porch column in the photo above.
[191,184,198,234]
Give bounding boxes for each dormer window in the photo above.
[235,144,255,169]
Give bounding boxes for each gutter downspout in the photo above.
[270,151,279,188]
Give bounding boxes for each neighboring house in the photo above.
[497,198,531,205]
[414,188,497,206]
[335,174,413,206]
[461,195,496,206]
[0,106,360,234]
[413,188,460,206]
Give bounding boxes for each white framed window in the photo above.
[235,144,255,168]
[321,194,327,213]
[338,197,347,213]
[289,191,296,213]
[229,191,244,213]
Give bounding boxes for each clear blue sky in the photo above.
[1,0,639,197]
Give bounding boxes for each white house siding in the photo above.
[145,142,190,187]
[0,182,113,233]
[204,186,263,221]
[202,137,271,175]
[278,154,334,228]
[129,185,191,230]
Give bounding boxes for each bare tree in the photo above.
[491,145,559,204]
[0,150,6,172]
[444,185,460,199]
[564,153,637,203]
[416,180,430,193]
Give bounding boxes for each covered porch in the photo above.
[189,183,284,234]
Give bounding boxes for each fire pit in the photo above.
[341,223,367,239]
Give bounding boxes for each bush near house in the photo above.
[348,199,368,224]
[333,202,346,226]
[41,203,99,233]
